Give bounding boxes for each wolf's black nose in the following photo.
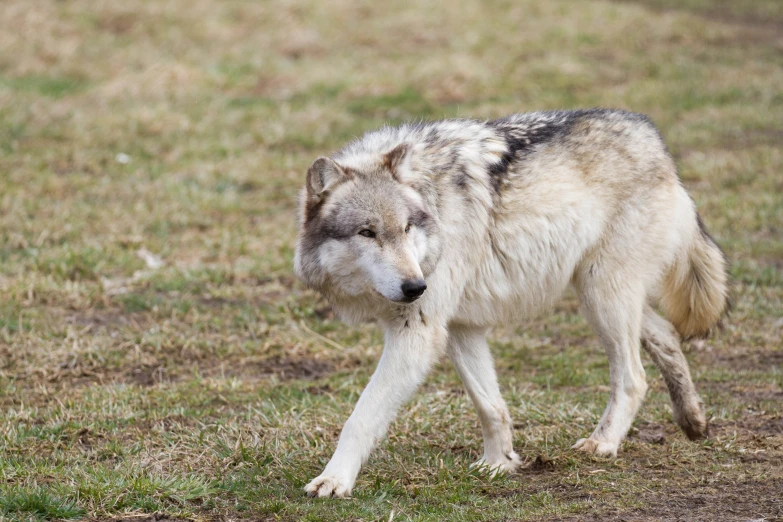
[401,278,427,300]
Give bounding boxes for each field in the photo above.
[1,0,782,520]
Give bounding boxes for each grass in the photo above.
[0,487,85,521]
[1,0,781,520]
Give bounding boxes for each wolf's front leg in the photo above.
[448,326,521,475]
[305,320,446,498]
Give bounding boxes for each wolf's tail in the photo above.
[660,214,729,339]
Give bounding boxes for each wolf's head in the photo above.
[294,144,441,306]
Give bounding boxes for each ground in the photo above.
[0,0,781,521]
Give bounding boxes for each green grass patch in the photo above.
[0,74,89,98]
[0,486,85,522]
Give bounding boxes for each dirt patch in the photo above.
[91,518,188,522]
[48,355,333,389]
[90,514,278,522]
[494,482,589,503]
[5,348,336,408]
[630,422,666,445]
[711,414,783,438]
[759,350,783,367]
[305,383,334,395]
[533,474,783,522]
[702,382,783,407]
[91,512,279,522]
[571,478,782,521]
[90,516,277,522]
[125,365,168,386]
[196,355,335,382]
[706,346,783,373]
[67,309,149,331]
[757,416,783,435]
[614,0,783,34]
[523,454,556,474]
[254,356,333,381]
[40,362,171,388]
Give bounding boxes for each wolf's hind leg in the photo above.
[573,279,648,457]
[641,304,707,439]
[447,326,521,474]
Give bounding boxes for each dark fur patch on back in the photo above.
[487,111,577,194]
[486,109,650,194]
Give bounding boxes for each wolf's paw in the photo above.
[471,450,523,476]
[572,437,619,457]
[673,398,708,441]
[304,475,353,498]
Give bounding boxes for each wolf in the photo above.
[294,108,728,498]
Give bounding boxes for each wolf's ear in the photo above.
[306,157,350,198]
[382,144,409,182]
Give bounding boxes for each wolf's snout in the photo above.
[401,278,427,300]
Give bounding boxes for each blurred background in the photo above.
[1,1,781,520]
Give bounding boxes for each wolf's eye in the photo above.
[404,223,412,233]
[358,229,376,238]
